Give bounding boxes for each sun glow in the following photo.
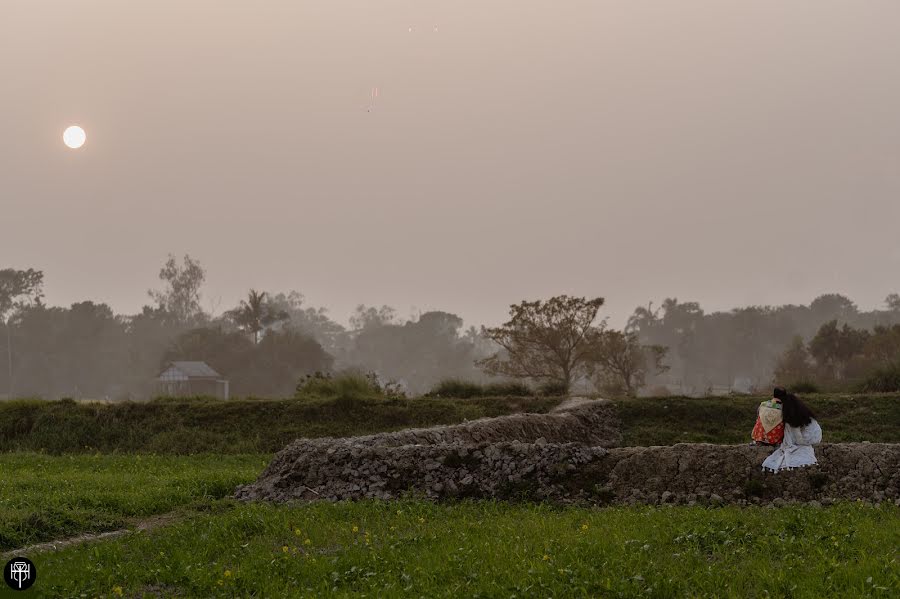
[63,125,86,149]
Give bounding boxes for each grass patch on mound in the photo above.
[0,453,268,552]
[29,500,900,597]
[0,396,560,454]
[614,394,900,446]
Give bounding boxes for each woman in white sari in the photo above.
[762,392,822,473]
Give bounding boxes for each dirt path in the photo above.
[1,512,180,559]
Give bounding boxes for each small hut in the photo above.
[157,361,229,399]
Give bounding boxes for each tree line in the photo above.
[0,257,486,398]
[2,257,899,399]
[626,294,900,394]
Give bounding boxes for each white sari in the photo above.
[762,418,822,473]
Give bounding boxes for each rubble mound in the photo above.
[274,397,618,453]
[236,441,900,505]
[235,398,899,505]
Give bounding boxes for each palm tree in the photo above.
[227,290,288,343]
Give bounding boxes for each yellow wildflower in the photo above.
[294,528,302,537]
[581,524,589,531]
[352,525,359,533]
[304,538,312,546]
[418,517,425,524]
[224,570,232,578]
[543,554,550,561]
[112,586,123,597]
[282,545,289,553]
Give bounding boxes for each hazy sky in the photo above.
[2,1,899,328]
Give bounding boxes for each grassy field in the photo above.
[0,396,560,454]
[21,500,900,598]
[1,393,897,454]
[2,449,898,597]
[0,453,268,552]
[616,394,900,446]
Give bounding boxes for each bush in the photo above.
[428,379,485,399]
[858,363,900,393]
[295,371,406,400]
[537,381,568,397]
[426,379,533,398]
[482,382,532,397]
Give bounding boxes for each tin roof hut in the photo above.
[157,361,229,399]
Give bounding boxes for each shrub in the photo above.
[858,363,900,393]
[537,381,568,397]
[482,382,532,397]
[426,379,533,398]
[428,379,486,399]
[295,371,402,400]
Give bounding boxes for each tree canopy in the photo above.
[478,296,605,392]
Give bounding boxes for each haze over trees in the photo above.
[627,294,900,394]
[775,321,900,391]
[587,331,669,397]
[1,257,899,399]
[1,268,45,397]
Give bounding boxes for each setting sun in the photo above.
[63,125,86,149]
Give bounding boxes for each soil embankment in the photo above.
[237,399,899,505]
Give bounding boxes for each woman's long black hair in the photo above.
[778,389,815,427]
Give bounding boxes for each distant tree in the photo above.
[478,296,605,392]
[248,329,334,396]
[9,301,129,399]
[886,293,900,312]
[165,326,331,397]
[625,301,662,335]
[808,320,869,380]
[164,326,254,376]
[863,324,900,366]
[773,336,816,385]
[267,291,350,355]
[350,304,397,331]
[587,330,668,397]
[227,290,289,344]
[148,254,206,325]
[0,268,44,318]
[0,268,44,397]
[809,294,858,323]
[344,310,479,394]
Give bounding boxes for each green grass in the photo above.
[2,393,897,455]
[0,453,268,552]
[615,394,900,446]
[0,395,560,454]
[25,500,900,598]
